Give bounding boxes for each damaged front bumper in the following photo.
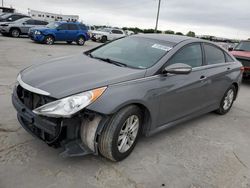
[12,87,108,157]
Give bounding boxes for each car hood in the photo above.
[30,27,51,32]
[231,50,250,59]
[20,54,145,99]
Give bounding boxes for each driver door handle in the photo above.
[200,75,207,80]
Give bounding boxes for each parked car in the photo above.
[0,13,30,23]
[86,24,96,37]
[230,40,250,78]
[91,28,126,43]
[12,34,242,161]
[124,30,135,36]
[28,21,90,45]
[0,18,48,37]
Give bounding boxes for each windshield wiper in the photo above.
[90,55,128,67]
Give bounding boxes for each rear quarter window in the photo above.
[79,24,87,30]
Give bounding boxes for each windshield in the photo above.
[90,37,173,69]
[46,22,59,29]
[0,13,11,21]
[234,41,250,51]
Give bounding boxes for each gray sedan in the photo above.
[0,18,48,37]
[12,34,243,161]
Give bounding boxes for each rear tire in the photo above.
[66,41,72,44]
[215,85,236,115]
[76,36,85,46]
[44,35,54,45]
[99,105,143,161]
[10,28,20,38]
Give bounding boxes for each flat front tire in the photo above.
[99,105,143,161]
[216,85,236,115]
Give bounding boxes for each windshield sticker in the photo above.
[152,44,172,51]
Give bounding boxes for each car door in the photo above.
[202,43,234,106]
[21,19,35,34]
[67,24,79,41]
[109,29,124,40]
[54,23,69,41]
[156,43,210,126]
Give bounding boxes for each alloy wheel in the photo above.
[117,115,139,153]
[223,89,234,111]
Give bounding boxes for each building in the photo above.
[28,9,79,22]
[0,6,15,13]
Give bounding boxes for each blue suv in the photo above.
[29,21,90,45]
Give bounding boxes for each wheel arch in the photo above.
[77,34,86,40]
[232,82,239,100]
[99,101,152,136]
[10,27,21,33]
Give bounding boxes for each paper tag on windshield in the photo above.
[152,44,172,51]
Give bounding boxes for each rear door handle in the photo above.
[200,75,207,80]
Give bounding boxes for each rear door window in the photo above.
[57,23,69,30]
[25,19,35,25]
[68,24,78,30]
[112,30,123,34]
[168,43,203,68]
[204,44,226,65]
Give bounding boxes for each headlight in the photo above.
[33,87,107,118]
[35,30,41,35]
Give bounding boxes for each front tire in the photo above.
[100,36,107,43]
[99,105,143,161]
[66,41,72,44]
[216,85,236,115]
[44,35,54,45]
[10,29,20,38]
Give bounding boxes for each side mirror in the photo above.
[163,63,192,75]
[228,47,233,51]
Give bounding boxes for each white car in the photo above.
[91,28,126,43]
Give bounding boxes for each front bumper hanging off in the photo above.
[12,87,107,157]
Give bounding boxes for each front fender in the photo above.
[86,77,160,131]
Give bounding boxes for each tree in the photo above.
[175,32,184,36]
[165,30,175,34]
[186,31,195,37]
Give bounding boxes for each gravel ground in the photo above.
[0,35,250,188]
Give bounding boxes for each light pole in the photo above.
[2,0,3,7]
[155,0,161,33]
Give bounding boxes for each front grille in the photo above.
[16,85,62,145]
[16,84,55,110]
[236,58,250,67]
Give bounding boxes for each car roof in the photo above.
[135,34,194,44]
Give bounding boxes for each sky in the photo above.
[4,0,250,39]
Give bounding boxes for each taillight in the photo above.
[240,67,244,72]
